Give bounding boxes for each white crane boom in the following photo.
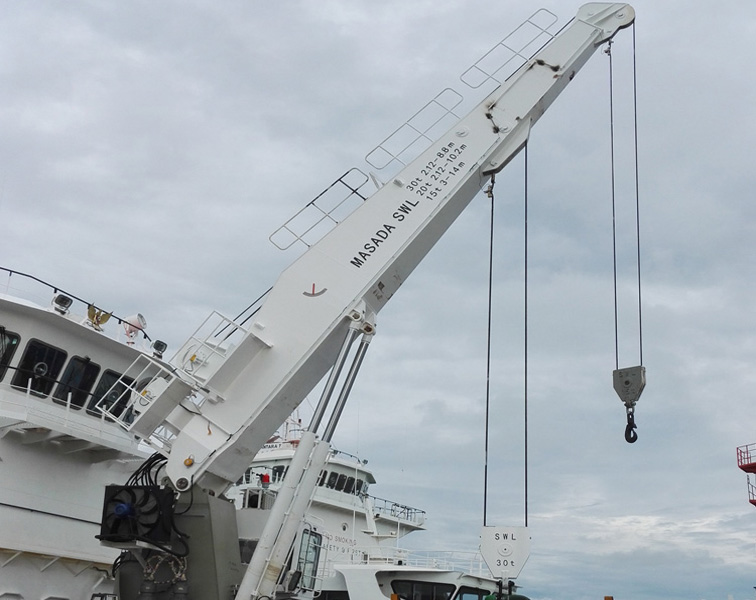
[109,3,635,496]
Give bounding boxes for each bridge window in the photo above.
[11,339,67,397]
[344,476,355,494]
[326,471,338,489]
[272,465,287,482]
[391,580,455,600]
[87,369,135,417]
[335,474,347,492]
[454,586,494,600]
[0,328,20,382]
[53,356,101,408]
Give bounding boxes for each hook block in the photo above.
[613,365,646,408]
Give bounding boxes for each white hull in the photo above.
[0,434,142,598]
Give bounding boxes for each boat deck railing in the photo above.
[322,545,490,578]
[737,442,756,472]
[0,266,153,346]
[0,378,144,452]
[370,495,426,526]
[403,549,490,576]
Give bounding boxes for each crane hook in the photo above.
[624,407,638,444]
[613,366,645,445]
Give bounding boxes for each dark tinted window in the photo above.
[11,339,67,397]
[239,539,257,564]
[392,580,455,600]
[454,587,494,600]
[272,465,287,482]
[53,356,101,408]
[0,328,20,382]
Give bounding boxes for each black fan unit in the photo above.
[98,485,175,545]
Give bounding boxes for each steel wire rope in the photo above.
[523,145,529,528]
[607,24,644,370]
[483,174,496,527]
[631,24,644,366]
[483,147,531,529]
[608,39,620,370]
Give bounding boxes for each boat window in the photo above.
[296,528,322,590]
[87,369,135,418]
[454,586,494,600]
[326,471,338,489]
[0,328,20,382]
[272,465,287,482]
[317,470,327,486]
[239,538,257,564]
[11,339,67,397]
[245,490,261,509]
[355,479,365,495]
[53,356,101,408]
[344,476,355,494]
[391,580,455,600]
[335,473,347,492]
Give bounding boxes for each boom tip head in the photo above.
[577,3,635,42]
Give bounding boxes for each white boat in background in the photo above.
[230,424,508,599]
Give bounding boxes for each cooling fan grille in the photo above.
[98,484,175,545]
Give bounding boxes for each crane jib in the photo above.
[113,3,636,498]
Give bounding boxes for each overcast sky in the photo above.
[1,1,755,599]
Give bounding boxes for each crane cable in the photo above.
[482,146,531,530]
[631,24,644,368]
[607,25,645,443]
[524,146,529,528]
[482,173,496,528]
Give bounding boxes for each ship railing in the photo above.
[93,311,253,446]
[0,378,145,451]
[234,487,278,510]
[320,546,490,577]
[0,267,154,350]
[370,495,426,526]
[401,550,491,576]
[747,477,756,506]
[737,442,756,470]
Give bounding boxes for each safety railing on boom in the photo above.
[97,310,252,448]
[269,168,370,251]
[266,8,561,253]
